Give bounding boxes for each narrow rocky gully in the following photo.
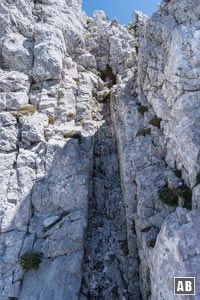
[80,85,137,300]
[2,1,200,300]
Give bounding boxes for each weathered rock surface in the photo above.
[0,0,200,299]
[0,1,90,299]
[136,0,200,298]
[151,208,200,300]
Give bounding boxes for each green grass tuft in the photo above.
[137,106,148,116]
[19,106,36,114]
[102,91,111,102]
[173,169,182,178]
[147,238,156,248]
[149,117,162,129]
[63,131,81,142]
[11,106,37,117]
[19,253,41,270]
[48,115,55,125]
[158,185,192,209]
[158,187,178,206]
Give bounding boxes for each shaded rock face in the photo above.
[0,0,200,300]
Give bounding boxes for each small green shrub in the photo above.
[102,91,111,102]
[173,169,182,178]
[19,253,41,270]
[147,238,156,248]
[63,131,81,142]
[158,185,192,208]
[48,115,55,125]
[136,128,151,137]
[158,187,178,206]
[149,117,162,129]
[137,106,148,116]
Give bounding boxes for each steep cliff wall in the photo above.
[0,0,200,300]
[138,1,200,299]
[0,1,91,299]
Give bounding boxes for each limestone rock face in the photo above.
[0,0,200,299]
[0,1,90,299]
[136,0,200,298]
[151,208,200,300]
[138,0,200,187]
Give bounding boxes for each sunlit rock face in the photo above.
[0,0,200,299]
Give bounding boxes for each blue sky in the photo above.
[82,0,160,24]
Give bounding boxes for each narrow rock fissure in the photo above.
[80,94,136,300]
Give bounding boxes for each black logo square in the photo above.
[174,277,195,295]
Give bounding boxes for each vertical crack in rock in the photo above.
[80,95,138,300]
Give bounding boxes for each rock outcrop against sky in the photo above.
[0,0,200,299]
